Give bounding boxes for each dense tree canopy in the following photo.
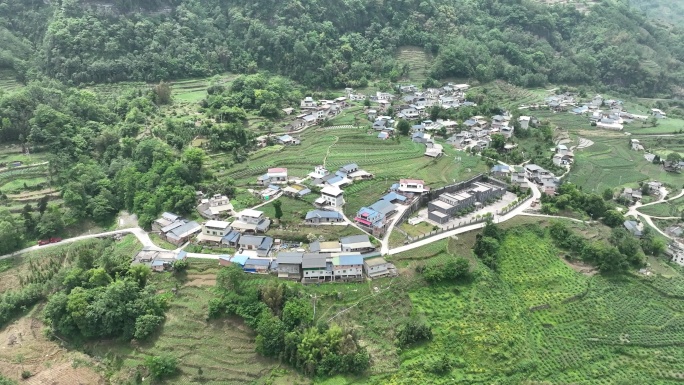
[1,0,684,96]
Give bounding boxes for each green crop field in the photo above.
[395,46,434,83]
[563,133,684,191]
[638,195,684,217]
[313,228,684,385]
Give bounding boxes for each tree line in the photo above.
[208,265,370,377]
[1,0,684,96]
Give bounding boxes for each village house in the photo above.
[380,191,408,205]
[275,252,303,280]
[284,119,306,131]
[631,139,644,151]
[315,185,345,208]
[354,200,397,236]
[221,229,241,247]
[364,256,390,279]
[324,173,352,188]
[282,184,311,198]
[651,108,667,119]
[338,163,359,175]
[161,220,202,246]
[519,116,531,129]
[378,131,390,140]
[300,96,317,109]
[666,243,684,267]
[134,248,187,273]
[238,235,274,257]
[231,209,271,233]
[305,210,344,224]
[243,258,271,274]
[257,168,288,185]
[621,187,642,203]
[511,172,529,191]
[393,179,429,195]
[302,253,333,282]
[332,254,364,281]
[367,109,377,120]
[152,212,182,232]
[490,164,513,179]
[309,165,329,179]
[277,134,300,145]
[553,153,573,167]
[624,220,643,238]
[196,220,231,244]
[424,142,444,157]
[376,91,394,101]
[196,194,234,220]
[340,235,375,253]
[309,240,341,253]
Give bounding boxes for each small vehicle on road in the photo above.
[38,237,63,246]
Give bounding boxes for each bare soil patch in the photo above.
[182,273,217,287]
[0,315,104,383]
[558,254,598,276]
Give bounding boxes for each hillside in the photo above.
[1,0,684,96]
[627,0,684,24]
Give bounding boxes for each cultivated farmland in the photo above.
[335,228,684,385]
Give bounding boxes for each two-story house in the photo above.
[231,209,271,233]
[197,220,231,244]
[257,168,288,185]
[315,185,345,208]
[332,254,364,281]
[302,253,333,282]
[196,194,234,220]
[275,252,303,280]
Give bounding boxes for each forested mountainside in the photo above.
[627,0,684,25]
[1,0,684,96]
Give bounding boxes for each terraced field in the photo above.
[0,69,22,93]
[395,46,434,83]
[339,229,684,385]
[89,260,307,385]
[211,126,486,219]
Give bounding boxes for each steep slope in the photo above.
[4,0,684,96]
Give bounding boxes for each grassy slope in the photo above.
[323,226,684,384]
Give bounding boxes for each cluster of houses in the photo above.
[215,234,395,282]
[152,207,273,249]
[134,247,188,272]
[427,180,506,224]
[395,83,472,117]
[446,113,530,153]
[353,179,429,236]
[152,212,203,246]
[309,163,373,189]
[490,163,561,196]
[620,181,662,204]
[283,96,348,131]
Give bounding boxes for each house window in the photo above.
[343,270,346,273]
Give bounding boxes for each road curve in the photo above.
[388,179,541,255]
[0,227,161,261]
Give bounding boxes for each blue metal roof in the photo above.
[230,255,249,265]
[175,251,187,260]
[381,192,407,202]
[337,255,364,265]
[245,258,271,266]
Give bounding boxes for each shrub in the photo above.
[144,354,178,379]
[21,371,32,379]
[396,319,432,347]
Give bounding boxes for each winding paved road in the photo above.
[627,188,684,240]
[0,228,160,261]
[388,179,541,255]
